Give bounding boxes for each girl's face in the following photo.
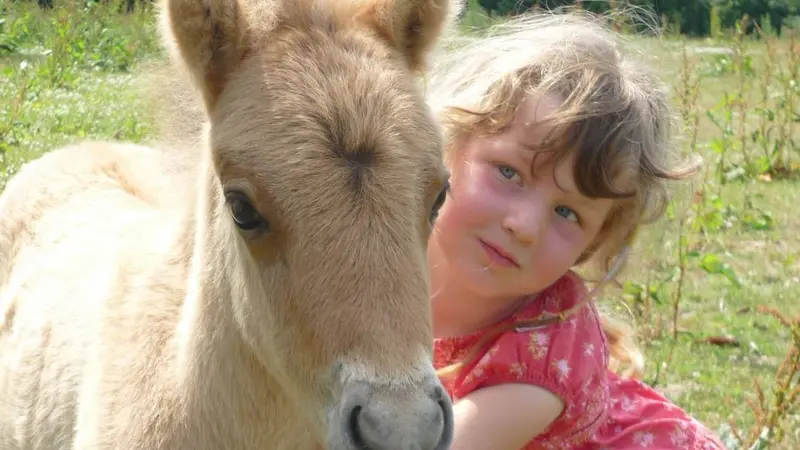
[430,93,614,301]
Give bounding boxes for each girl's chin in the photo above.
[452,261,519,296]
[453,259,549,298]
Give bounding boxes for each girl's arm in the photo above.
[449,382,564,450]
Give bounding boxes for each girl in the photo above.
[425,10,727,450]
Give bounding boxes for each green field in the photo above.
[1,1,798,449]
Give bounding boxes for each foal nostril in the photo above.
[346,405,368,449]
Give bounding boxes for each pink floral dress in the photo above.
[433,271,727,449]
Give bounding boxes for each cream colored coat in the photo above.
[0,0,462,448]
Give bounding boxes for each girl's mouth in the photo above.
[479,239,520,268]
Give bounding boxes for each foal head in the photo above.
[161,0,460,448]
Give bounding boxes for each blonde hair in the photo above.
[427,9,700,380]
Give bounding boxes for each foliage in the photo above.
[0,0,161,188]
[470,0,799,36]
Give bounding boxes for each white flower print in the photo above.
[509,362,526,379]
[633,431,656,447]
[583,342,595,357]
[618,395,636,412]
[553,359,571,382]
[670,424,690,447]
[529,332,549,360]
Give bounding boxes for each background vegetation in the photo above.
[1,0,798,448]
[474,0,799,37]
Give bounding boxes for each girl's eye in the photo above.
[555,205,579,223]
[498,165,519,181]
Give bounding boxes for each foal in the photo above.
[0,0,461,448]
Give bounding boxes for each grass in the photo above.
[0,0,162,186]
[2,0,799,448]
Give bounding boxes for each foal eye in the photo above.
[429,181,450,223]
[224,191,269,233]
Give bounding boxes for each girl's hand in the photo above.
[449,382,563,450]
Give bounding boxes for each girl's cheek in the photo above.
[539,232,579,270]
[550,219,592,259]
[468,163,516,198]
[475,163,511,190]
[552,218,582,241]
[450,165,494,205]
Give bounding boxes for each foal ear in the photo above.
[355,0,462,72]
[161,0,250,111]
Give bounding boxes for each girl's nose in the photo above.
[502,200,546,246]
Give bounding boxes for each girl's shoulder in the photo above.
[434,271,613,445]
